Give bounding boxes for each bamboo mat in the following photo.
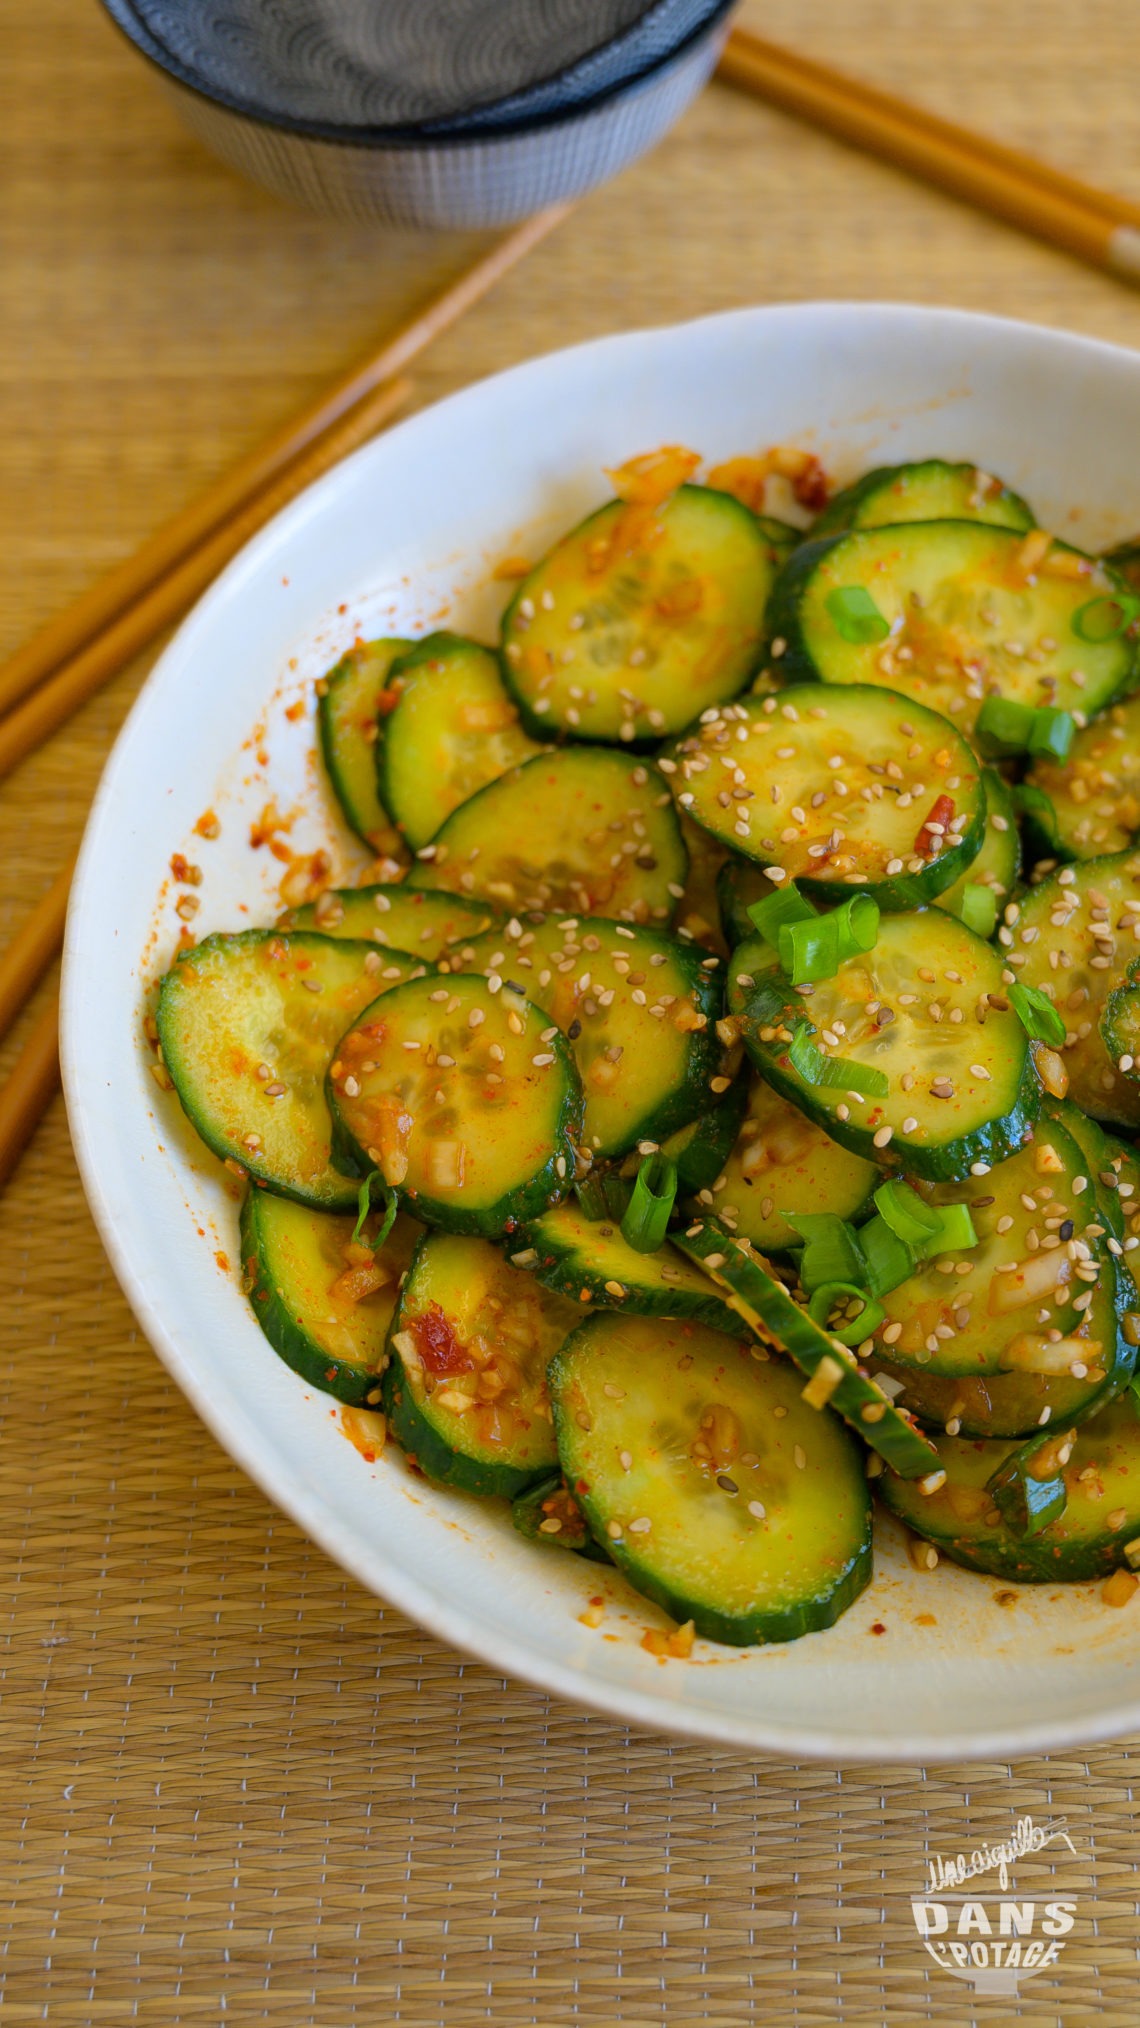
[4,1,1140,2020]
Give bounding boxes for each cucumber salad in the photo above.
[152,447,1140,1648]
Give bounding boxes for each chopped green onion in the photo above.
[928,1201,979,1254]
[1010,981,1067,1047]
[825,585,890,644]
[976,696,1074,761]
[986,1450,1068,1538]
[575,1171,631,1222]
[778,893,880,984]
[859,1215,916,1297]
[787,1022,890,1097]
[747,880,816,945]
[807,1281,886,1348]
[1026,707,1075,761]
[958,882,998,939]
[1072,592,1140,642]
[352,1170,399,1252]
[874,1179,940,1247]
[620,1154,677,1254]
[784,1211,866,1292]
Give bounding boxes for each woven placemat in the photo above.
[3,1,1140,2019]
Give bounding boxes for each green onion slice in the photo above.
[1072,592,1140,642]
[928,1201,979,1254]
[958,882,998,939]
[787,1022,890,1097]
[784,1211,865,1292]
[620,1153,678,1254]
[976,696,1074,760]
[825,585,891,644]
[859,1214,917,1297]
[747,881,816,945]
[874,1179,941,1246]
[807,1281,886,1348]
[1010,981,1067,1047]
[576,1171,632,1223]
[778,893,880,985]
[352,1170,399,1252]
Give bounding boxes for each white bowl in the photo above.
[64,303,1140,1762]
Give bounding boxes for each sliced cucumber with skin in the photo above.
[811,460,1034,537]
[384,1232,573,1495]
[697,1073,877,1253]
[318,638,411,850]
[658,1072,750,1192]
[668,686,985,908]
[716,857,774,947]
[280,884,498,962]
[450,914,726,1161]
[377,632,543,850]
[328,973,583,1235]
[240,1190,422,1404]
[517,1196,738,1330]
[1103,536,1140,594]
[549,1312,873,1645]
[768,523,1136,737]
[727,912,1039,1182]
[511,1472,610,1561]
[879,1394,1140,1582]
[156,931,427,1209]
[675,1220,938,1475]
[1021,695,1140,863]
[500,484,776,743]
[408,748,687,926]
[675,814,730,954]
[1013,849,1140,1128]
[934,767,1020,929]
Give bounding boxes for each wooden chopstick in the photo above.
[0,371,413,785]
[0,857,74,1044]
[718,27,1140,286]
[0,990,61,1197]
[0,204,570,725]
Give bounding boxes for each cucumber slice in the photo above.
[1104,537,1140,593]
[675,1220,938,1475]
[318,638,411,849]
[716,857,774,946]
[500,485,776,742]
[450,915,725,1160]
[1021,696,1140,863]
[511,1473,610,1561]
[768,523,1136,736]
[727,911,1039,1182]
[811,460,1034,536]
[675,814,730,954]
[668,686,986,908]
[549,1312,873,1644]
[933,767,1019,929]
[327,972,582,1235]
[518,1196,737,1330]
[156,931,427,1209]
[280,884,498,961]
[659,1072,750,1191]
[879,1394,1140,1582]
[1013,850,1140,1127]
[377,633,542,850]
[408,748,687,926]
[239,1190,422,1404]
[698,1073,877,1252]
[384,1232,573,1495]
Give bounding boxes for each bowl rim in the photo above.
[62,299,1140,1763]
[98,0,734,147]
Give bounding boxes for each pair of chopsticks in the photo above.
[0,205,569,1193]
[5,28,1140,1198]
[717,27,1140,286]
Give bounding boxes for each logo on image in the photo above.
[911,1814,1080,1997]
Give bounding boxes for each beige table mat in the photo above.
[3,1,1140,2019]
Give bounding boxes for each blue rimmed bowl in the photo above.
[99,0,734,228]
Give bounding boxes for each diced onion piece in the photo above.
[1001,1333,1102,1375]
[988,1249,1072,1315]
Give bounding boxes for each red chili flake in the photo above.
[411,1302,474,1377]
[869,1621,887,1636]
[374,684,404,718]
[914,794,954,858]
[792,456,831,511]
